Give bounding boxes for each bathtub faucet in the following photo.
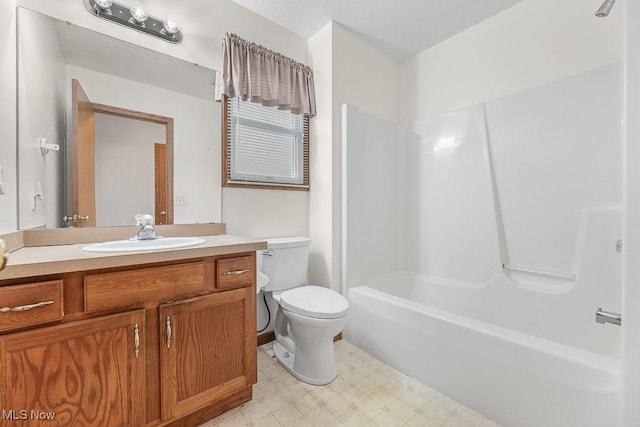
[595,307,621,326]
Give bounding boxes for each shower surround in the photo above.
[342,63,622,427]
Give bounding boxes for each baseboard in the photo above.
[257,331,342,347]
[257,331,275,346]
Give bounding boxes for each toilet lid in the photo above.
[280,285,349,319]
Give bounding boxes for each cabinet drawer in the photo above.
[216,256,254,290]
[0,280,64,333]
[85,262,206,313]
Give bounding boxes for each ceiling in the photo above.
[231,0,526,61]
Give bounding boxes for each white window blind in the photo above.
[227,96,308,187]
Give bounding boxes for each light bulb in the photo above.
[162,16,180,35]
[94,0,112,10]
[130,6,148,23]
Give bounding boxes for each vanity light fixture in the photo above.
[94,0,113,10]
[129,4,148,24]
[83,0,183,43]
[162,16,180,36]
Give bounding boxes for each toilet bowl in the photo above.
[259,237,349,385]
[271,285,349,385]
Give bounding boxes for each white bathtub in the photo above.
[344,274,621,427]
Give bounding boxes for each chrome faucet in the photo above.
[132,214,161,240]
[136,224,158,240]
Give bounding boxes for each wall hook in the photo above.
[40,138,60,154]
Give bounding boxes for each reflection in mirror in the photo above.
[94,113,169,227]
[17,7,222,229]
[71,78,174,228]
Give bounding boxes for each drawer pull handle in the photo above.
[166,316,172,349]
[134,323,140,359]
[222,269,250,276]
[0,300,54,313]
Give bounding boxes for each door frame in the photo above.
[71,79,97,227]
[154,143,168,225]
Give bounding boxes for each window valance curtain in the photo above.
[221,32,316,117]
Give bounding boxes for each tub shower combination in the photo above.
[341,63,622,427]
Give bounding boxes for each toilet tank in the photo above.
[259,237,311,292]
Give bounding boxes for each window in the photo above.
[223,96,309,190]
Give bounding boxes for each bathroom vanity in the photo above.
[0,226,265,426]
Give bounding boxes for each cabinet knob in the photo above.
[0,239,6,271]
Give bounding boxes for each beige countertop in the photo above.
[0,234,267,281]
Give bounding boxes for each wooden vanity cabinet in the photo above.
[0,251,257,427]
[0,310,146,427]
[159,287,256,422]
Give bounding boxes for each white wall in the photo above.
[400,0,622,122]
[0,2,17,233]
[16,7,66,230]
[94,114,165,227]
[307,23,334,290]
[222,189,308,238]
[332,24,400,124]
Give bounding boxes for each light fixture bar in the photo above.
[83,0,183,43]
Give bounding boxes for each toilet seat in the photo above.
[280,285,349,319]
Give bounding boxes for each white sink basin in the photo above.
[83,237,206,253]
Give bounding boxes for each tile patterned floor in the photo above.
[200,340,501,427]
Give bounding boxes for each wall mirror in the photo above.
[17,7,222,230]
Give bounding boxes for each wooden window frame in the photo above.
[222,95,310,191]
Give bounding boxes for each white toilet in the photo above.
[259,236,349,385]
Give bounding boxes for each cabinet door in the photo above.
[159,288,256,421]
[0,310,145,427]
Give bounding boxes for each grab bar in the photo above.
[595,308,621,326]
[502,264,576,281]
